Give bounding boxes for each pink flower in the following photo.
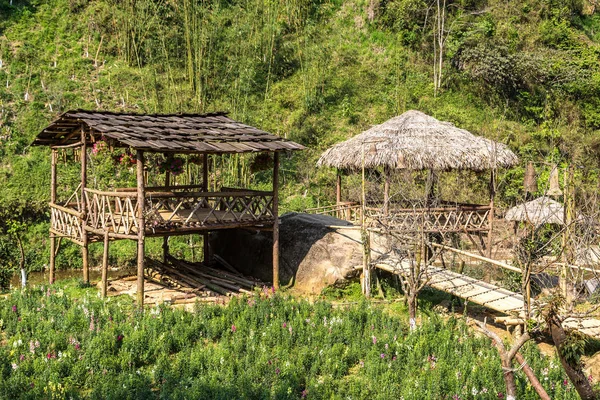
[497,393,504,399]
[392,356,397,361]
[275,368,280,375]
[231,324,237,333]
[380,353,385,358]
[116,334,124,342]
[372,336,377,344]
[301,389,308,398]
[282,322,287,329]
[11,305,17,313]
[19,354,25,361]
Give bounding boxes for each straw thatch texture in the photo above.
[504,196,564,225]
[316,110,518,171]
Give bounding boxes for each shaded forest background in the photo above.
[1,0,600,275]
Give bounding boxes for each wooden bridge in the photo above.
[374,257,600,339]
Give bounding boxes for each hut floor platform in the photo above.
[375,257,600,339]
[105,256,266,306]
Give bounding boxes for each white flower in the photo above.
[471,387,478,396]
[11,363,17,370]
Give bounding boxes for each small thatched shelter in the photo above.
[504,196,565,226]
[317,110,518,171]
[314,110,519,258]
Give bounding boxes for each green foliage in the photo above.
[1,0,600,277]
[0,283,580,399]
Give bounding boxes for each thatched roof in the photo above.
[504,196,564,225]
[316,110,518,171]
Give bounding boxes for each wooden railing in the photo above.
[49,202,84,243]
[85,189,140,236]
[305,202,361,222]
[365,205,491,233]
[84,188,275,236]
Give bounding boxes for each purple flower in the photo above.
[301,389,308,398]
[275,368,280,375]
[116,334,124,342]
[497,393,504,399]
[19,354,25,361]
[452,395,460,400]
[282,322,287,329]
[11,305,17,313]
[380,353,385,359]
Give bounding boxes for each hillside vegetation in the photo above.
[1,0,600,272]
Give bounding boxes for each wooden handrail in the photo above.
[84,188,138,197]
[145,190,273,198]
[49,202,83,218]
[365,205,491,213]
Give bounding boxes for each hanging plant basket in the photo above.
[158,155,185,176]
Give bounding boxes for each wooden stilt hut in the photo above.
[315,110,519,254]
[33,110,304,306]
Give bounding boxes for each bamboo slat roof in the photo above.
[32,110,304,154]
[317,110,518,171]
[504,196,564,225]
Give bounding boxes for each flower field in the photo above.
[0,283,581,399]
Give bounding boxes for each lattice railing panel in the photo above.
[50,205,83,242]
[366,206,491,233]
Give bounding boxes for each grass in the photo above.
[0,280,584,399]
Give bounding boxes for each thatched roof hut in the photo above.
[504,196,564,226]
[317,110,518,171]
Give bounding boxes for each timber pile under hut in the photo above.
[32,109,304,306]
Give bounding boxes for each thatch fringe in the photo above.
[316,110,519,171]
[504,196,564,226]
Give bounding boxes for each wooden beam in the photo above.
[101,232,109,298]
[272,151,280,289]
[81,127,89,284]
[51,141,83,149]
[49,149,57,284]
[136,150,146,309]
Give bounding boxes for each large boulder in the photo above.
[210,212,364,294]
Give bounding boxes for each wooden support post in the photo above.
[101,232,109,298]
[136,150,146,309]
[203,154,210,263]
[361,143,371,297]
[383,166,391,216]
[336,170,342,204]
[163,169,170,263]
[272,151,280,289]
[562,164,575,304]
[487,169,496,259]
[49,149,57,284]
[80,128,89,284]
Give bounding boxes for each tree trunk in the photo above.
[501,358,518,400]
[408,293,417,330]
[16,234,25,288]
[548,316,597,400]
